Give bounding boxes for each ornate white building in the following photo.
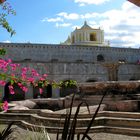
[64,21,108,47]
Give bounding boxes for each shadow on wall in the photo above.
[60,80,78,97]
[33,84,52,98]
[97,54,105,62]
[86,79,97,82]
[3,82,25,102]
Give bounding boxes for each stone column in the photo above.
[25,86,33,99]
[87,32,89,41]
[52,87,60,98]
[83,32,85,42]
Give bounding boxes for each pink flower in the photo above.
[40,77,45,81]
[0,80,6,86]
[11,73,15,77]
[43,74,48,78]
[39,88,43,94]
[21,86,28,92]
[8,85,15,94]
[7,59,12,63]
[31,69,39,77]
[21,67,28,74]
[17,83,28,92]
[10,63,17,71]
[18,82,22,87]
[21,73,26,79]
[27,77,35,83]
[2,101,8,111]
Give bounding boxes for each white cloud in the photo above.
[72,25,81,30]
[89,21,97,25]
[2,40,11,43]
[98,1,140,47]
[81,13,100,19]
[79,3,85,6]
[41,17,63,22]
[55,23,72,28]
[76,1,138,47]
[41,1,140,47]
[69,1,140,47]
[74,0,110,6]
[57,12,80,20]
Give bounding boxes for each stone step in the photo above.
[21,120,106,134]
[30,114,99,127]
[3,110,140,121]
[102,111,140,119]
[0,113,31,121]
[7,109,41,114]
[38,110,140,119]
[20,121,140,136]
[1,119,140,136]
[27,114,140,128]
[2,112,140,129]
[8,109,140,119]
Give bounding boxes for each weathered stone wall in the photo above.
[1,43,140,63]
[118,64,140,80]
[0,43,140,82]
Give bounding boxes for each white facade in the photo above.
[64,21,108,47]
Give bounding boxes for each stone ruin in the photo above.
[10,81,140,112]
[1,81,140,137]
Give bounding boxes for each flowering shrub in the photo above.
[0,48,51,111]
[0,101,8,111]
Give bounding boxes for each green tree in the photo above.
[0,0,16,36]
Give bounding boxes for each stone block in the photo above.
[11,100,38,109]
[107,100,139,112]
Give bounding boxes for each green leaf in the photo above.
[10,79,14,85]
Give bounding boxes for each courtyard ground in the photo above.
[1,125,140,140]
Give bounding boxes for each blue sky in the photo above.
[0,0,140,48]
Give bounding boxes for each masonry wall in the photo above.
[118,64,140,80]
[1,43,140,63]
[0,43,140,82]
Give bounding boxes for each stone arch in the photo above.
[86,78,97,82]
[3,82,25,101]
[46,84,52,98]
[129,77,136,81]
[33,84,52,98]
[79,33,82,41]
[97,54,105,62]
[90,32,96,41]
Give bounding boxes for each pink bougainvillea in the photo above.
[0,56,50,111]
[8,85,15,94]
[2,101,8,111]
[0,80,6,86]
[39,88,43,94]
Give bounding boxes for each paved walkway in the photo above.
[48,133,140,140]
[1,125,140,140]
